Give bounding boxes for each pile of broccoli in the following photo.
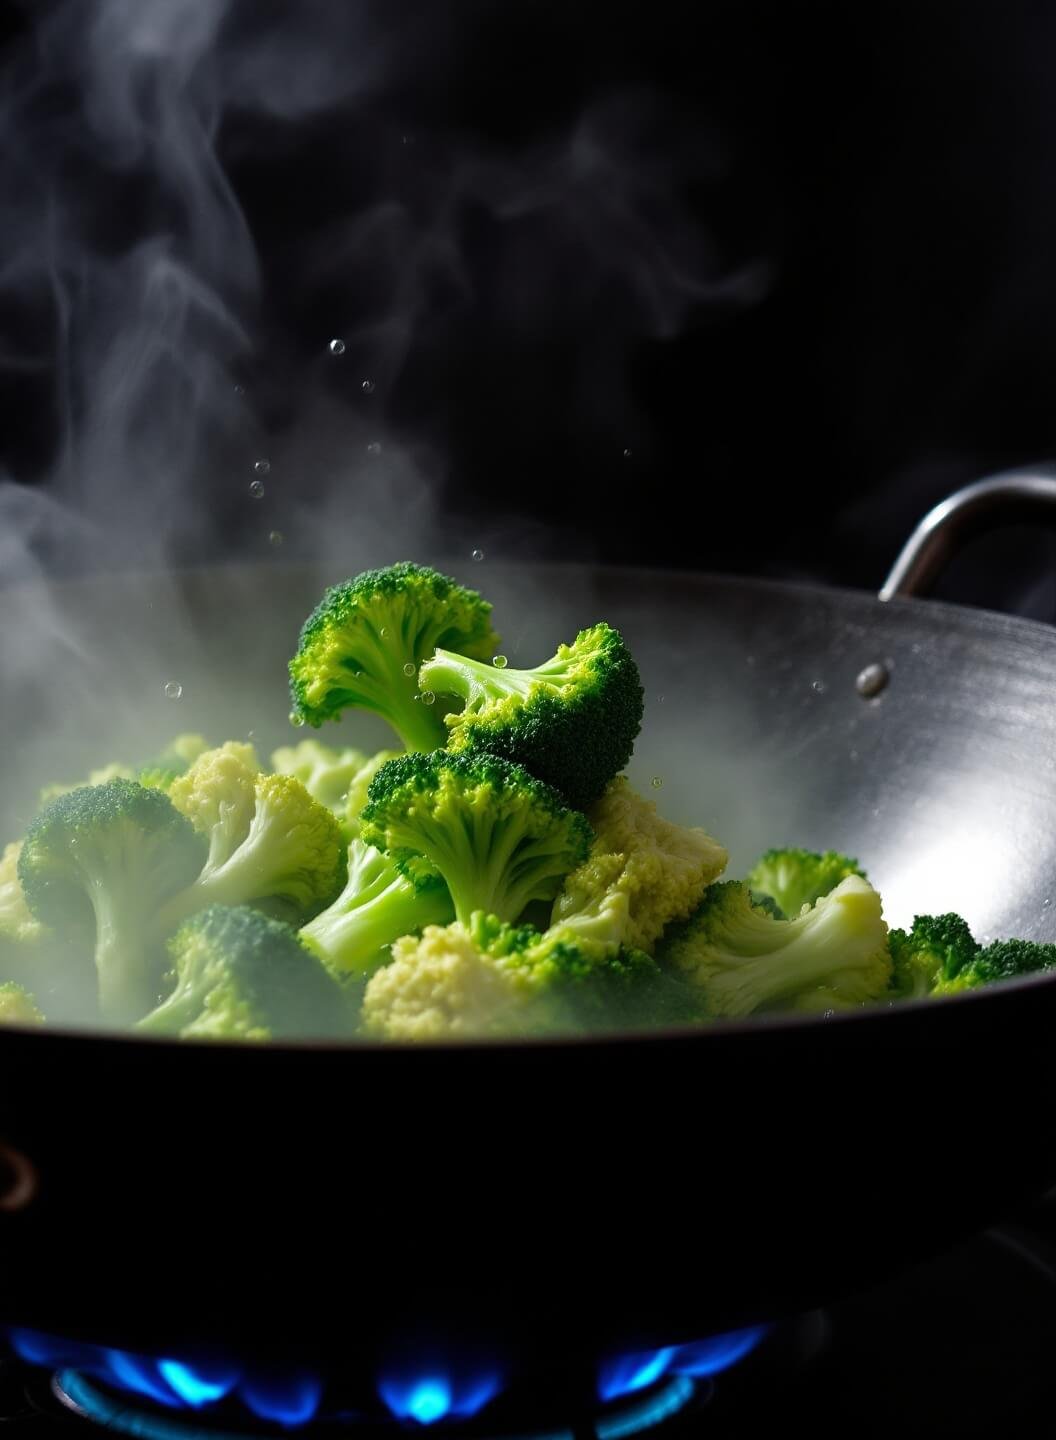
[0,560,1052,1043]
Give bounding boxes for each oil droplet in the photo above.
[366,441,382,457]
[361,379,375,394]
[471,548,485,563]
[492,654,508,669]
[403,662,416,677]
[164,681,183,700]
[288,711,305,728]
[811,679,827,694]
[268,530,283,547]
[420,690,435,705]
[329,338,346,356]
[622,447,633,459]
[249,479,265,499]
[651,776,663,789]
[254,459,270,476]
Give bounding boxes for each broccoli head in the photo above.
[746,847,866,920]
[931,937,1056,996]
[888,913,979,998]
[139,905,344,1041]
[360,751,592,926]
[270,740,400,838]
[0,983,43,1025]
[419,622,644,810]
[0,842,46,948]
[661,875,891,1018]
[301,838,454,983]
[552,778,727,953]
[18,780,206,1022]
[288,563,499,751]
[168,742,260,870]
[160,772,346,933]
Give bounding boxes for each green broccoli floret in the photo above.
[746,847,866,919]
[0,982,44,1025]
[18,780,206,1023]
[160,772,346,933]
[39,736,209,805]
[288,563,499,752]
[419,622,644,810]
[661,876,891,1018]
[301,839,454,983]
[931,937,1056,996]
[139,905,343,1041]
[40,762,136,805]
[888,913,979,998]
[360,751,591,926]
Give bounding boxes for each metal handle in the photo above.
[0,1139,38,1212]
[879,468,1056,601]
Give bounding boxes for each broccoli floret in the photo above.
[419,623,644,810]
[168,742,261,871]
[888,913,979,998]
[152,733,210,773]
[746,847,866,920]
[139,905,343,1040]
[931,937,1056,996]
[288,563,499,751]
[361,751,591,926]
[0,842,46,947]
[18,780,206,1022]
[301,839,454,983]
[40,762,136,805]
[38,736,209,806]
[160,772,346,933]
[552,778,727,953]
[270,740,400,838]
[661,876,891,1018]
[0,982,43,1025]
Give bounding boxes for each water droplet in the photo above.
[651,776,663,789]
[249,479,265,499]
[657,694,665,704]
[268,530,283,547]
[403,662,416,677]
[247,730,256,740]
[811,679,827,694]
[254,459,270,476]
[855,662,890,699]
[329,338,346,356]
[1045,898,1052,908]
[164,681,183,700]
[379,627,388,639]
[471,548,485,563]
[361,379,375,394]
[401,134,413,146]
[288,711,305,729]
[622,447,633,460]
[366,441,382,457]
[420,690,435,706]
[233,383,246,396]
[492,654,508,669]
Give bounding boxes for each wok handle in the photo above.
[0,1138,38,1212]
[879,468,1056,601]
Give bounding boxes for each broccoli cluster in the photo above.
[3,561,1053,1044]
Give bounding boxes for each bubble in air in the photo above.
[811,679,827,694]
[268,530,283,548]
[361,379,376,394]
[288,711,306,729]
[254,459,270,476]
[471,548,485,563]
[492,655,508,669]
[622,448,633,459]
[855,662,890,699]
[420,691,435,706]
[657,694,665,704]
[164,681,183,701]
[651,776,663,789]
[329,338,346,356]
[249,479,265,499]
[403,662,416,677]
[233,383,246,396]
[366,441,382,457]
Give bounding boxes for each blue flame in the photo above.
[378,1367,502,1425]
[598,1326,768,1403]
[241,1375,323,1427]
[157,1362,237,1408]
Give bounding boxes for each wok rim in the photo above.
[4,557,1056,1057]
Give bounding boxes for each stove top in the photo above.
[4,1203,1056,1439]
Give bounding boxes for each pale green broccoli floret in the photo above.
[270,740,400,837]
[139,905,343,1041]
[168,742,260,871]
[420,622,644,809]
[360,751,591,926]
[552,778,727,954]
[0,842,46,947]
[159,772,346,933]
[301,839,453,983]
[746,847,866,920]
[40,762,136,805]
[289,563,499,751]
[0,982,44,1025]
[18,780,206,1022]
[39,734,211,806]
[661,875,891,1018]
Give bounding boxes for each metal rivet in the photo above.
[856,662,890,699]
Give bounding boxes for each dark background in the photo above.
[4,1,1056,613]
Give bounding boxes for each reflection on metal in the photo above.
[0,1140,37,1212]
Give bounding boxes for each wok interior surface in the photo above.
[3,562,1056,1358]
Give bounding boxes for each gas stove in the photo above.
[4,1201,1055,1440]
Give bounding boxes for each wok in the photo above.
[2,472,1056,1376]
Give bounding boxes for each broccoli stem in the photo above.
[340,627,448,752]
[92,886,153,1023]
[302,878,451,977]
[422,650,552,713]
[137,981,202,1034]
